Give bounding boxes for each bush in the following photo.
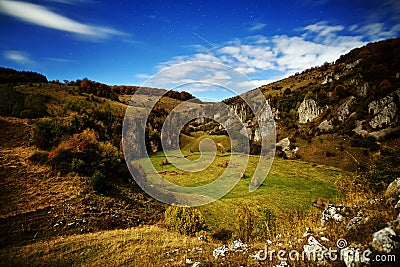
[359,149,400,192]
[252,207,276,240]
[211,228,233,241]
[234,205,254,242]
[350,135,379,151]
[164,206,206,236]
[71,158,85,173]
[32,118,65,149]
[27,150,49,164]
[91,171,107,193]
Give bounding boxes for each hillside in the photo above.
[223,38,400,177]
[1,37,400,266]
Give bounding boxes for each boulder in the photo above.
[298,99,324,124]
[321,205,345,225]
[230,239,248,251]
[318,119,333,131]
[370,226,398,254]
[368,94,398,129]
[212,245,229,258]
[337,96,356,122]
[346,216,369,231]
[303,236,327,261]
[384,178,400,206]
[276,137,298,159]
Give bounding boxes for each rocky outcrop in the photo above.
[371,226,398,254]
[318,119,333,132]
[357,82,368,97]
[346,216,368,231]
[368,91,398,129]
[321,204,345,225]
[213,239,248,259]
[276,137,298,158]
[384,178,400,206]
[338,96,355,122]
[298,99,323,124]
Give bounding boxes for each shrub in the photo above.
[350,135,379,151]
[27,150,49,164]
[211,228,233,241]
[97,141,122,176]
[234,205,254,242]
[71,158,85,173]
[252,207,276,240]
[164,206,206,236]
[359,149,400,192]
[325,150,336,157]
[32,118,65,150]
[91,171,107,193]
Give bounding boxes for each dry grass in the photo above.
[0,225,215,266]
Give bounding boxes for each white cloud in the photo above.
[4,50,35,65]
[350,23,400,40]
[136,73,151,79]
[47,57,74,63]
[249,23,267,32]
[0,0,126,39]
[138,20,397,100]
[303,21,344,44]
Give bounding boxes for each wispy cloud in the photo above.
[0,0,126,40]
[3,50,35,65]
[157,23,366,78]
[349,23,400,40]
[47,57,75,63]
[248,23,267,32]
[136,73,151,79]
[138,19,398,101]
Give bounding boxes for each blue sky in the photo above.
[0,0,399,100]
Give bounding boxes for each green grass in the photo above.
[134,135,344,232]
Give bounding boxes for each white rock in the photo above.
[318,119,333,131]
[197,234,206,241]
[337,96,356,122]
[230,239,248,251]
[192,262,201,267]
[274,260,291,267]
[371,226,398,254]
[320,237,330,242]
[333,213,344,222]
[298,99,323,124]
[213,245,229,258]
[303,227,313,238]
[346,216,368,231]
[368,94,398,129]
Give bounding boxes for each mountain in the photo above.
[222,37,400,175]
[1,37,400,266]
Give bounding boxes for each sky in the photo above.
[0,0,399,101]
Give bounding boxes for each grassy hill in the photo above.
[1,37,400,266]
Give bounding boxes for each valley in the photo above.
[1,37,400,266]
